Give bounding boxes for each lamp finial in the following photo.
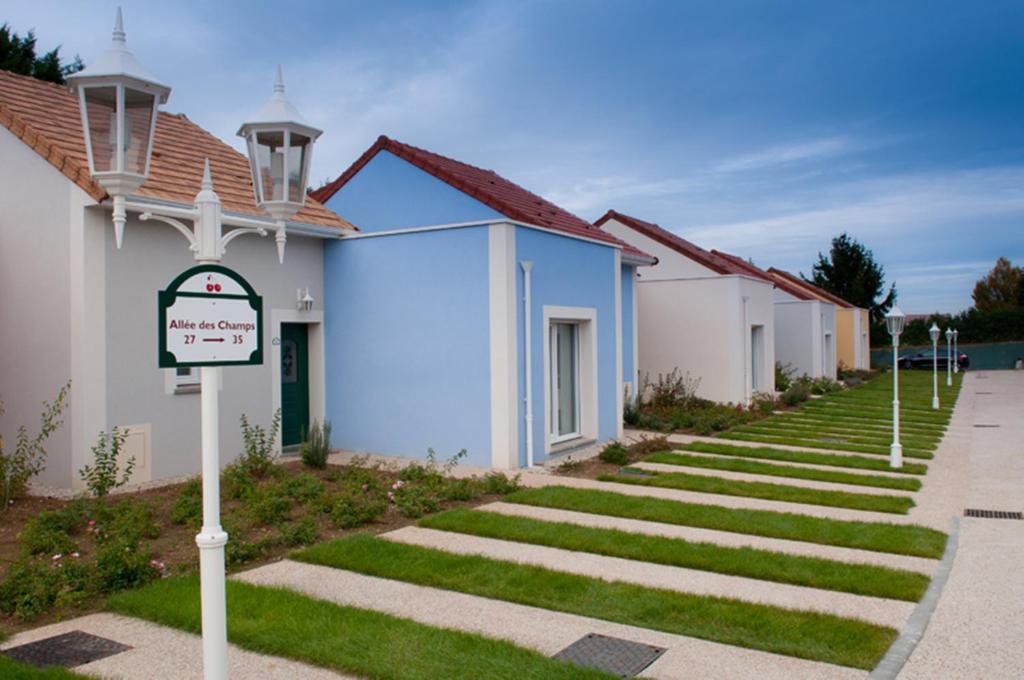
[113,7,126,47]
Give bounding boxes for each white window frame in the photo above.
[549,322,582,444]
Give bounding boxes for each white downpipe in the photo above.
[521,261,535,468]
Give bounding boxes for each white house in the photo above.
[766,268,838,380]
[595,210,775,404]
[0,70,353,492]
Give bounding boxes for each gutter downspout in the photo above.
[520,261,535,468]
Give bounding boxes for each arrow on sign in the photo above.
[203,338,225,343]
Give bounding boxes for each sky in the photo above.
[6,1,1023,312]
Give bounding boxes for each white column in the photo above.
[931,339,940,410]
[890,340,902,468]
[946,337,952,386]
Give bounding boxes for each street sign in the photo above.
[158,264,263,368]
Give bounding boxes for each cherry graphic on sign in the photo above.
[214,284,222,292]
[206,284,214,292]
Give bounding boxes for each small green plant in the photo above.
[783,381,812,406]
[169,479,202,526]
[79,427,134,497]
[481,471,521,495]
[300,419,332,469]
[238,409,281,477]
[627,435,672,457]
[775,362,795,392]
[18,500,87,556]
[598,441,631,466]
[645,369,701,409]
[249,486,292,525]
[221,462,256,500]
[325,485,388,528]
[281,517,319,546]
[555,456,584,474]
[1,381,70,508]
[752,393,778,416]
[809,377,844,395]
[391,480,440,519]
[277,473,325,503]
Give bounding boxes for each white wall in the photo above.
[100,214,326,486]
[601,217,717,280]
[774,298,837,380]
[0,127,77,487]
[637,276,765,404]
[738,276,776,397]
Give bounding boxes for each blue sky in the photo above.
[8,1,1023,312]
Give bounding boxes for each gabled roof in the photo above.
[767,268,854,308]
[311,136,653,261]
[594,209,762,277]
[0,70,351,230]
[709,249,773,283]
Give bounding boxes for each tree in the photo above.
[972,257,1023,312]
[807,233,896,324]
[0,23,82,85]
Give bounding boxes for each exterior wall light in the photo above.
[297,287,314,312]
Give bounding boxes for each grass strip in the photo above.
[644,452,922,491]
[729,426,938,452]
[773,415,943,436]
[0,657,88,679]
[751,420,942,442]
[108,576,612,680]
[296,535,897,669]
[679,442,928,475]
[717,432,934,459]
[600,470,915,514]
[505,486,947,558]
[419,508,929,601]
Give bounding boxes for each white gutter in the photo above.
[520,260,535,468]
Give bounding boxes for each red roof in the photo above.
[594,209,763,277]
[709,249,773,283]
[0,70,351,230]
[767,268,854,308]
[311,136,653,261]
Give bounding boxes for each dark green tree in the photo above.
[0,23,82,84]
[807,233,896,325]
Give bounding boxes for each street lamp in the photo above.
[945,327,953,387]
[886,306,906,468]
[929,322,941,410]
[69,10,321,680]
[953,329,960,374]
[238,66,322,264]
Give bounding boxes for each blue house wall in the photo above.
[322,227,493,466]
[515,227,619,465]
[622,265,636,390]
[324,150,504,232]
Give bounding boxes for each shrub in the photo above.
[809,377,844,395]
[644,369,701,409]
[170,479,202,526]
[93,500,160,545]
[277,473,325,503]
[1,381,70,508]
[598,442,631,466]
[94,538,159,592]
[627,435,672,457]
[481,471,520,495]
[221,463,256,501]
[623,385,641,426]
[555,456,584,474]
[281,517,319,547]
[238,409,281,477]
[325,486,387,529]
[80,427,134,497]
[300,419,332,469]
[390,480,441,519]
[783,381,812,406]
[752,393,778,416]
[0,560,63,620]
[775,362,795,392]
[249,487,291,525]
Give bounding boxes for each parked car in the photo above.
[898,349,969,370]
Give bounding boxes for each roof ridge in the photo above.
[594,208,734,275]
[767,268,853,307]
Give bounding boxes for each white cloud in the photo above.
[714,136,858,173]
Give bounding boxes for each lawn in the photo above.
[599,469,915,514]
[504,487,947,558]
[296,535,898,669]
[643,452,922,491]
[676,442,929,475]
[0,656,87,679]
[420,508,930,600]
[109,576,612,680]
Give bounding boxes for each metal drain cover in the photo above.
[973,424,1001,428]
[554,633,666,677]
[2,631,132,668]
[965,509,1024,520]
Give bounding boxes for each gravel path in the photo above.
[236,559,864,680]
[381,526,915,628]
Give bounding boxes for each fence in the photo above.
[870,340,1024,370]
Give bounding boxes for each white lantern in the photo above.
[67,8,170,248]
[929,322,941,344]
[238,67,321,262]
[945,327,953,343]
[885,306,906,338]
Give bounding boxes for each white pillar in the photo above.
[932,339,940,410]
[890,340,902,469]
[946,337,952,386]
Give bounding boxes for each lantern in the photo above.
[885,306,906,339]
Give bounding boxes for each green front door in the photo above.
[280,323,309,446]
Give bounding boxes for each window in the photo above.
[751,325,764,392]
[549,322,580,443]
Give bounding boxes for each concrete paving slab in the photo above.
[380,526,915,628]
[236,560,864,680]
[0,612,349,679]
[664,448,920,479]
[479,501,938,574]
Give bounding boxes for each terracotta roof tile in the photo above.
[709,249,773,283]
[767,268,854,307]
[593,209,756,276]
[312,136,652,260]
[0,70,351,230]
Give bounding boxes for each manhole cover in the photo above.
[554,633,666,677]
[973,424,1000,428]
[2,631,132,668]
[976,391,993,395]
[964,509,1024,520]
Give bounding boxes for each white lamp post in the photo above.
[945,327,953,387]
[886,306,906,469]
[929,322,941,410]
[953,329,959,374]
[69,11,320,680]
